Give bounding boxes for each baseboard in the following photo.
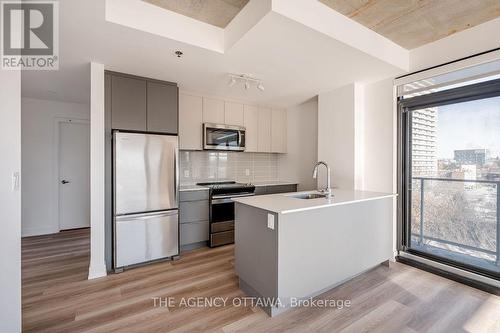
[22,226,59,237]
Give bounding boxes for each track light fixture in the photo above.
[227,73,264,92]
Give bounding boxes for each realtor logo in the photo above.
[1,1,58,70]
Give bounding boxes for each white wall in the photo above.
[317,80,395,193]
[0,70,22,332]
[318,84,365,189]
[278,97,318,191]
[362,79,395,193]
[21,98,89,236]
[354,84,365,190]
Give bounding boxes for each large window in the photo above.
[400,75,500,279]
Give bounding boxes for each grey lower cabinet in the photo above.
[254,186,267,195]
[180,222,209,247]
[255,184,297,195]
[179,200,208,223]
[179,190,209,251]
[177,185,297,252]
[107,71,178,134]
[179,190,208,202]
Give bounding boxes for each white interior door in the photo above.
[59,121,90,230]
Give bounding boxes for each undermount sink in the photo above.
[289,192,328,200]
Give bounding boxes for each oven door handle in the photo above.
[211,193,255,204]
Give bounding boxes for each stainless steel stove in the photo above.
[197,181,255,247]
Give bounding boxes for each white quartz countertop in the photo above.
[233,189,396,214]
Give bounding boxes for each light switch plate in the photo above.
[267,214,275,230]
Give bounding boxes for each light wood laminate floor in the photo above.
[22,228,500,332]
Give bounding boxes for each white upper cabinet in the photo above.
[258,107,272,153]
[243,105,259,152]
[179,93,203,150]
[179,93,287,154]
[224,101,244,127]
[271,108,287,153]
[202,97,225,124]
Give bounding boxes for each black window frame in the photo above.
[398,77,500,281]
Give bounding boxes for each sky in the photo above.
[435,96,500,159]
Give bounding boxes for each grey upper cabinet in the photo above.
[147,81,178,134]
[108,71,178,133]
[111,75,147,131]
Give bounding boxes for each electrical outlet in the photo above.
[183,170,190,178]
[245,169,250,176]
[267,214,275,230]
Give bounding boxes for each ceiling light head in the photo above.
[257,82,265,91]
[244,81,250,90]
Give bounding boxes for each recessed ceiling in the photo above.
[143,0,249,28]
[21,0,410,107]
[319,0,500,49]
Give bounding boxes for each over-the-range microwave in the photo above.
[203,123,246,151]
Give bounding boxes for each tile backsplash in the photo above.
[179,151,279,185]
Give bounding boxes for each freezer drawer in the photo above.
[115,210,178,268]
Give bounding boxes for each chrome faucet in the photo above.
[312,161,332,198]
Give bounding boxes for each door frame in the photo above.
[53,117,90,231]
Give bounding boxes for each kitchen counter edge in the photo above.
[233,190,397,215]
[179,181,299,192]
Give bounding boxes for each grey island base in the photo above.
[233,189,396,316]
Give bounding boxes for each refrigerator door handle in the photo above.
[115,210,178,221]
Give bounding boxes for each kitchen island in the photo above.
[233,189,396,316]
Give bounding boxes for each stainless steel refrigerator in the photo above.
[113,131,179,270]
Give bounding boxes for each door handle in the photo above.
[61,180,70,184]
